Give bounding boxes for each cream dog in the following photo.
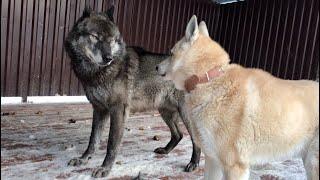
[156,15,319,180]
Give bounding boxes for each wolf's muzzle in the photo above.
[156,65,166,77]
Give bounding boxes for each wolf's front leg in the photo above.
[92,103,128,178]
[68,109,109,166]
[154,109,183,154]
[178,105,201,172]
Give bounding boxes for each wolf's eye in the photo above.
[88,33,101,41]
[115,38,122,43]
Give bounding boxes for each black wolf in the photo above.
[64,7,201,178]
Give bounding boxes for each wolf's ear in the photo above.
[106,6,115,22]
[199,21,209,37]
[185,15,199,42]
[82,6,92,18]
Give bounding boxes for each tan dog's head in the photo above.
[156,15,230,91]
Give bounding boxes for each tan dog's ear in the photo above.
[185,15,199,42]
[199,21,209,37]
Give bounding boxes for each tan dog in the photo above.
[156,15,319,180]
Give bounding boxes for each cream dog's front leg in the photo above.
[204,155,223,180]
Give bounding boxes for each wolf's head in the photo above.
[156,15,230,91]
[64,6,126,76]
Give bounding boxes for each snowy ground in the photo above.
[1,103,307,180]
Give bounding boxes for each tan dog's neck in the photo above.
[183,36,230,92]
[184,66,224,93]
[189,36,230,74]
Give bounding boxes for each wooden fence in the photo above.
[1,0,319,98]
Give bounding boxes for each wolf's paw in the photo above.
[67,157,88,166]
[92,167,111,178]
[184,161,198,172]
[260,174,281,180]
[154,147,169,154]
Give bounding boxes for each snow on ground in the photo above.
[1,103,307,180]
[1,96,89,105]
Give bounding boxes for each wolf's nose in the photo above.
[156,65,159,71]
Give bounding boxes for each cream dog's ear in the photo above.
[185,15,199,42]
[199,21,209,37]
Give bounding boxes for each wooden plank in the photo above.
[141,0,150,48]
[132,0,142,45]
[42,0,57,95]
[150,0,160,52]
[236,1,252,67]
[291,0,309,79]
[216,4,224,44]
[306,1,319,79]
[242,0,256,67]
[254,0,269,69]
[39,0,51,96]
[123,0,134,45]
[31,0,45,96]
[275,0,291,77]
[221,5,232,55]
[1,0,9,96]
[227,4,239,62]
[56,0,67,95]
[60,0,72,96]
[75,0,85,98]
[29,0,38,96]
[260,0,276,70]
[89,0,94,10]
[231,3,242,62]
[68,0,80,95]
[283,0,304,79]
[280,0,298,79]
[76,0,81,18]
[22,0,35,98]
[157,0,168,52]
[79,0,86,16]
[74,0,81,95]
[173,0,183,50]
[299,0,315,79]
[18,0,34,102]
[248,0,265,67]
[50,0,62,96]
[307,12,319,80]
[213,4,220,40]
[113,0,120,23]
[7,0,23,96]
[76,0,85,96]
[4,0,13,96]
[167,0,177,49]
[97,0,103,12]
[17,1,27,98]
[269,0,285,76]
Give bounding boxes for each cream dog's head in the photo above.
[156,15,230,91]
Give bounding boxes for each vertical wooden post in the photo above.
[22,95,27,103]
